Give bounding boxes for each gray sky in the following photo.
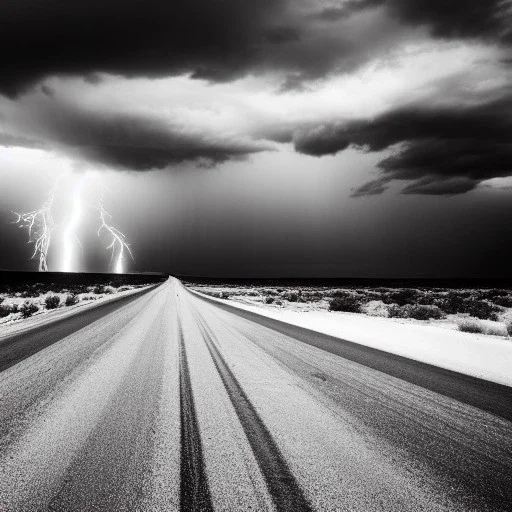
[1,1,511,276]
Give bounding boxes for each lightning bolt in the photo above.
[98,203,134,274]
[61,173,89,273]
[12,182,57,272]
[13,172,134,273]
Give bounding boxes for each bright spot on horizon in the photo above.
[61,173,89,272]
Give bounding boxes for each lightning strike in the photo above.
[12,183,57,272]
[98,204,134,274]
[61,173,90,273]
[13,172,134,273]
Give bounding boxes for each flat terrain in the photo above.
[0,278,511,511]
[187,281,512,338]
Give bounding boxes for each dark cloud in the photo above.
[402,176,477,195]
[3,1,508,98]
[0,0,287,97]
[26,105,269,170]
[314,0,511,41]
[295,95,512,195]
[83,136,266,171]
[351,178,390,197]
[386,0,512,41]
[294,126,350,156]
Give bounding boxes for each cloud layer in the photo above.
[0,0,511,194]
[3,0,508,96]
[0,0,290,97]
[295,95,512,195]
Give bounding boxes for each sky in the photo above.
[0,0,511,277]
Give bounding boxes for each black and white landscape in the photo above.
[1,1,511,511]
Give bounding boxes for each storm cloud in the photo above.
[2,0,509,98]
[0,0,288,97]
[1,1,511,194]
[314,0,512,41]
[1,97,270,170]
[295,95,512,195]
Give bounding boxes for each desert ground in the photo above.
[188,281,512,338]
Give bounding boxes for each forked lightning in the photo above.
[13,172,133,273]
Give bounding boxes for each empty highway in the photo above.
[0,278,510,511]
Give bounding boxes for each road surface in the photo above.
[0,278,510,511]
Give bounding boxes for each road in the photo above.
[0,278,510,511]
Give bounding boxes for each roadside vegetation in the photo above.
[190,283,512,338]
[0,276,164,325]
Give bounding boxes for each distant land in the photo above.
[178,276,512,290]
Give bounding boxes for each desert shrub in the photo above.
[274,299,283,306]
[244,290,259,297]
[479,289,509,300]
[506,320,512,336]
[265,296,275,304]
[117,285,133,292]
[0,304,16,318]
[461,299,500,320]
[331,289,349,298]
[283,291,301,302]
[458,318,484,333]
[361,300,389,317]
[0,296,4,305]
[440,291,467,314]
[20,301,39,318]
[416,293,440,306]
[388,304,407,318]
[220,291,230,299]
[391,304,445,320]
[437,292,501,319]
[360,289,382,300]
[329,295,361,313]
[411,304,445,320]
[382,289,420,306]
[483,323,508,336]
[92,284,115,294]
[302,291,324,302]
[492,295,512,308]
[65,294,79,306]
[45,295,61,309]
[457,318,507,336]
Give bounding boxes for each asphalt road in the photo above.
[0,278,510,511]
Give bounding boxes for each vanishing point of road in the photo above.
[0,278,510,511]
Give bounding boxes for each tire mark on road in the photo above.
[190,289,512,422]
[192,310,313,512]
[178,317,214,512]
[219,317,512,511]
